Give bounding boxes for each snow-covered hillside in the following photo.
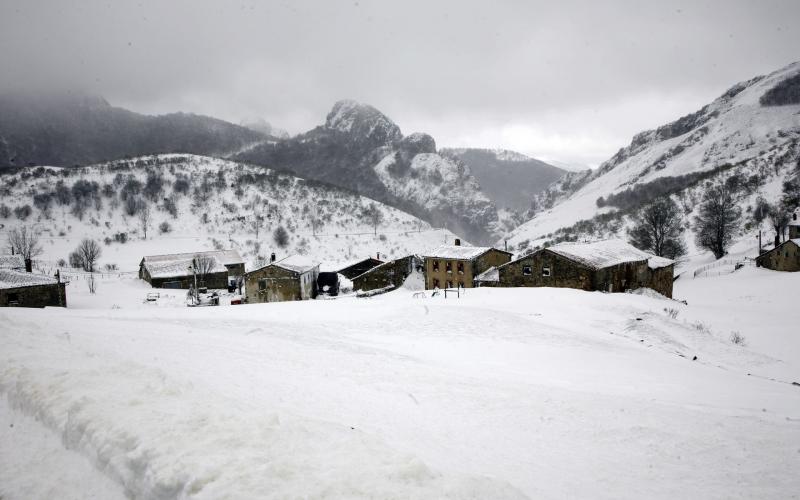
[2,267,799,498]
[507,61,800,253]
[0,154,461,272]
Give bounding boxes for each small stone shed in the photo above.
[352,255,423,293]
[423,242,512,289]
[756,239,800,272]
[497,239,674,298]
[245,255,320,303]
[139,250,245,289]
[0,269,67,308]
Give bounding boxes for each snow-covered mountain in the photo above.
[506,61,800,254]
[0,91,268,168]
[440,148,565,212]
[0,154,461,272]
[234,100,502,244]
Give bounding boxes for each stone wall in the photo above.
[146,270,229,289]
[646,265,675,298]
[1,283,66,308]
[245,265,318,303]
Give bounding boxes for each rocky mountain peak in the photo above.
[325,99,402,146]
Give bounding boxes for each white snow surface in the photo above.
[2,267,799,499]
[423,244,495,260]
[541,239,668,270]
[142,250,242,279]
[0,254,25,270]
[0,269,58,289]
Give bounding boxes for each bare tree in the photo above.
[139,204,151,239]
[361,203,384,235]
[766,202,790,246]
[192,254,216,286]
[251,205,264,240]
[627,196,686,259]
[76,238,102,272]
[7,226,43,261]
[693,181,741,259]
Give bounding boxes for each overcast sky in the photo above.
[2,0,799,167]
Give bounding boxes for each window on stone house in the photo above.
[457,262,464,274]
[458,281,464,288]
[258,279,267,291]
[433,260,439,272]
[433,278,440,288]
[7,292,19,305]
[446,261,452,273]
[542,267,551,277]
[446,280,453,288]
[522,265,532,275]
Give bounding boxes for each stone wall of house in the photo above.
[245,265,302,303]
[1,283,66,308]
[475,250,512,277]
[353,257,414,292]
[646,265,674,298]
[756,241,800,272]
[498,251,595,289]
[592,261,649,293]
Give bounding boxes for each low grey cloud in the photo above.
[2,0,798,166]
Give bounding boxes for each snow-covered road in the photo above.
[2,272,799,499]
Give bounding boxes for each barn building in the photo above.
[0,268,67,308]
[756,239,800,272]
[497,240,675,298]
[245,255,320,303]
[139,250,244,289]
[336,257,383,280]
[351,255,424,293]
[423,241,512,289]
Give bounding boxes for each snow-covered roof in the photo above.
[647,255,675,270]
[319,257,381,273]
[425,245,506,260]
[0,254,25,270]
[270,255,319,274]
[475,266,499,282]
[142,250,243,279]
[544,240,655,270]
[0,269,58,289]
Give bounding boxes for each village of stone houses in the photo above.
[3,54,800,500]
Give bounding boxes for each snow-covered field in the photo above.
[2,268,799,499]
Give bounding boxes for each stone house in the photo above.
[790,208,799,240]
[0,269,67,308]
[139,250,244,289]
[496,240,674,298]
[351,255,423,293]
[423,241,512,289]
[336,257,383,280]
[245,255,319,303]
[756,239,800,272]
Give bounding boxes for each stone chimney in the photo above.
[270,252,276,263]
[454,238,461,246]
[24,258,32,273]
